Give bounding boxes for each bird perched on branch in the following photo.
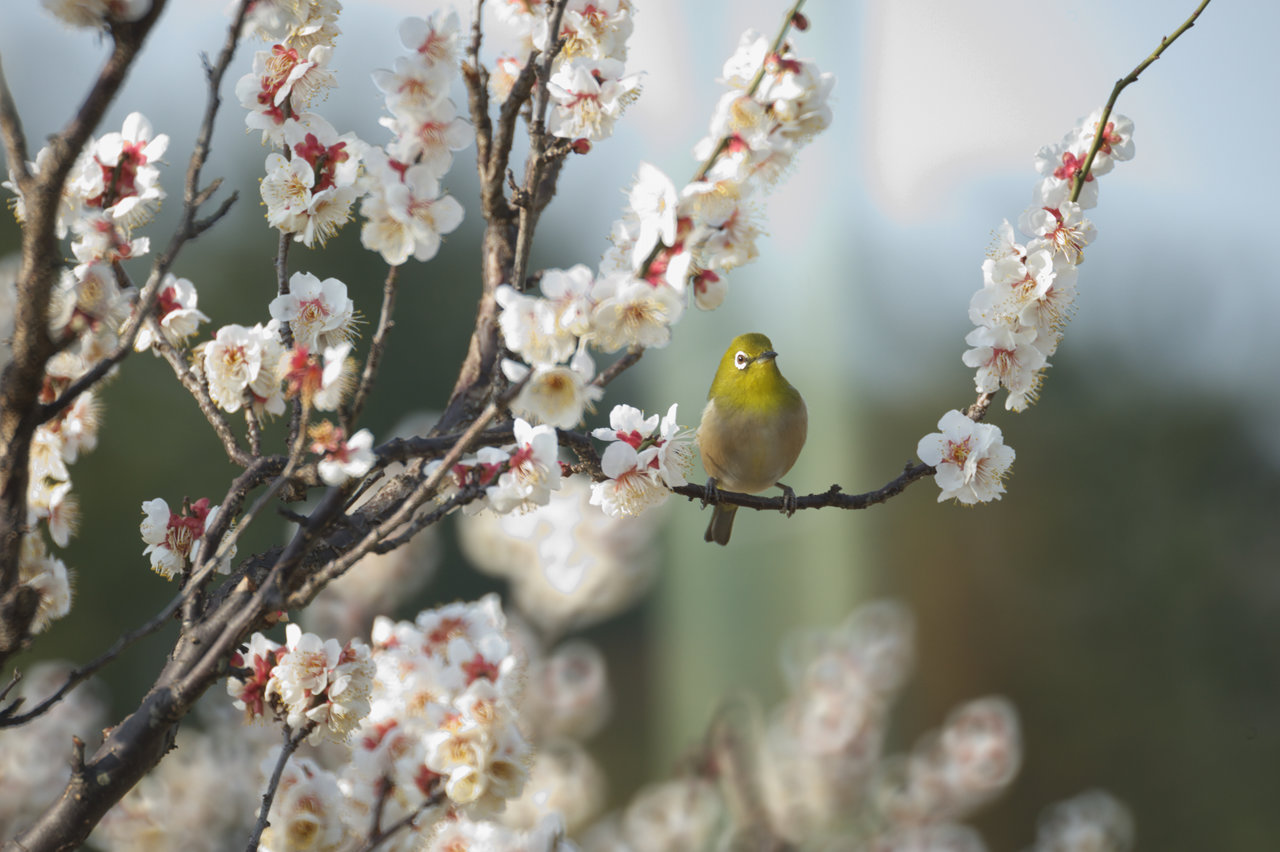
[696,332,807,545]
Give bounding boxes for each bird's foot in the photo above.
[778,482,797,517]
[702,477,719,510]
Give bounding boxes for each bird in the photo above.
[695,332,807,545]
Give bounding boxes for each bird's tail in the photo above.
[705,503,737,545]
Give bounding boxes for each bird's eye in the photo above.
[734,351,750,370]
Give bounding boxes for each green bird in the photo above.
[696,332,808,545]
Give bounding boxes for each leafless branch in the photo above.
[244,722,317,852]
[0,56,31,189]
[353,791,445,852]
[151,327,253,467]
[344,264,400,430]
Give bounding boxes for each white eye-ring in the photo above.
[734,351,750,370]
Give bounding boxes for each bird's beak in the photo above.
[756,350,778,363]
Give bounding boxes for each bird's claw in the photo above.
[778,482,797,518]
[702,477,719,510]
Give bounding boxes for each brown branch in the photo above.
[0,56,31,189]
[291,378,527,606]
[344,264,400,431]
[1072,0,1212,203]
[0,583,185,728]
[151,328,252,467]
[438,1,571,435]
[462,0,493,187]
[244,723,317,852]
[593,346,644,388]
[354,791,445,852]
[0,0,172,661]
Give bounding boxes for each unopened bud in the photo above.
[792,12,809,31]
[571,138,592,155]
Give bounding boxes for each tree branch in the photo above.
[343,264,400,431]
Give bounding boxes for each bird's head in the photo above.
[709,332,792,407]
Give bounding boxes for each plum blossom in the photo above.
[546,57,642,141]
[961,323,1048,412]
[134,274,210,352]
[359,151,464,264]
[588,273,683,352]
[200,322,287,415]
[139,497,227,579]
[311,423,376,486]
[260,118,365,247]
[268,271,355,350]
[235,44,336,144]
[916,410,1015,505]
[484,419,563,514]
[589,403,693,517]
[268,624,375,744]
[502,348,603,429]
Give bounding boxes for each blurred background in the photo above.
[2,0,1279,848]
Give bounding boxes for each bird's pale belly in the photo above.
[696,397,807,494]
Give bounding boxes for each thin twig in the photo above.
[0,56,31,189]
[1072,0,1212,202]
[0,586,185,727]
[182,455,287,627]
[151,326,252,467]
[344,265,400,431]
[200,406,311,582]
[244,723,317,852]
[353,792,445,852]
[592,346,643,388]
[691,0,807,184]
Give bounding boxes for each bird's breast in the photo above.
[696,395,807,494]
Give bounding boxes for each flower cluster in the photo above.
[228,624,375,746]
[15,535,72,634]
[28,352,100,551]
[490,0,641,143]
[242,0,343,52]
[226,596,615,850]
[589,403,693,518]
[260,118,367,248]
[257,752,350,852]
[139,496,233,579]
[430,419,563,515]
[919,111,1133,504]
[963,109,1133,412]
[360,12,468,265]
[916,410,1016,505]
[132,273,210,353]
[1,111,179,632]
[4,111,170,360]
[198,321,289,416]
[602,28,834,313]
[268,271,355,350]
[236,3,369,248]
[342,595,530,841]
[195,271,358,421]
